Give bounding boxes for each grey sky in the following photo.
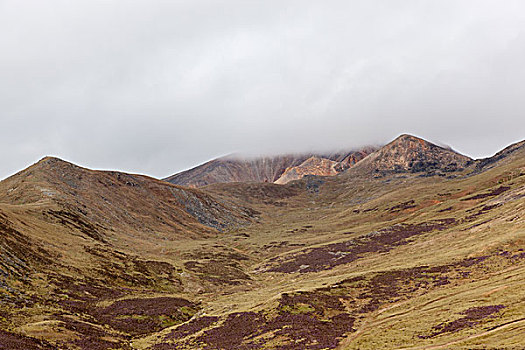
[1,1,525,180]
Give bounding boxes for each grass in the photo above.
[0,149,524,349]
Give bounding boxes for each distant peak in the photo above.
[384,134,458,154]
[26,156,83,175]
[395,133,421,140]
[390,134,431,145]
[37,156,68,164]
[352,134,472,175]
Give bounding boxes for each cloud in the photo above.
[1,0,525,179]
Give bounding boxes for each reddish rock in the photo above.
[352,134,472,175]
[165,148,377,187]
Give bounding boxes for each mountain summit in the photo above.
[0,156,254,235]
[352,134,473,175]
[165,135,474,187]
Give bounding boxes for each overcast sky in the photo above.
[1,1,525,179]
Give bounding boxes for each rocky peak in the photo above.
[354,134,473,175]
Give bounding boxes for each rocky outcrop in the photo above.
[274,157,339,184]
[273,148,377,184]
[352,134,473,175]
[164,155,312,188]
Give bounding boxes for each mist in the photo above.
[1,1,525,179]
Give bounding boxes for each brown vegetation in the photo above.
[0,135,524,349]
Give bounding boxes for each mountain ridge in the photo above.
[347,134,473,176]
[0,134,524,349]
[0,155,256,235]
[164,147,378,187]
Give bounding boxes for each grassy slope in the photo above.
[146,148,524,349]
[0,148,524,349]
[0,157,257,349]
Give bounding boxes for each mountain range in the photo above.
[163,147,377,187]
[0,134,524,350]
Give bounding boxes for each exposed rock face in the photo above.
[164,155,312,188]
[353,134,473,175]
[274,148,377,184]
[339,150,375,167]
[275,157,339,184]
[165,148,377,187]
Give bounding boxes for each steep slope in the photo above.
[322,147,378,168]
[351,134,473,176]
[164,154,310,187]
[0,157,261,349]
[164,148,377,187]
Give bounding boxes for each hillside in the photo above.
[0,157,256,234]
[164,148,377,187]
[0,157,260,349]
[0,135,524,350]
[473,139,525,173]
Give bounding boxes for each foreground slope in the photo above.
[0,157,257,349]
[0,135,524,350]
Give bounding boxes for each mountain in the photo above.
[349,134,473,176]
[0,156,258,349]
[274,148,376,184]
[473,139,525,172]
[0,156,255,234]
[1,135,524,350]
[274,156,340,184]
[164,154,311,187]
[164,147,377,187]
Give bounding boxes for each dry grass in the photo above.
[0,149,524,349]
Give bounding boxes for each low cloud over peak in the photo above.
[1,1,525,179]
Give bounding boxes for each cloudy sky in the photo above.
[1,1,525,179]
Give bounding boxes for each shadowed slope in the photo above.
[164,155,311,187]
[0,157,259,349]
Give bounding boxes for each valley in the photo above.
[0,135,524,349]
